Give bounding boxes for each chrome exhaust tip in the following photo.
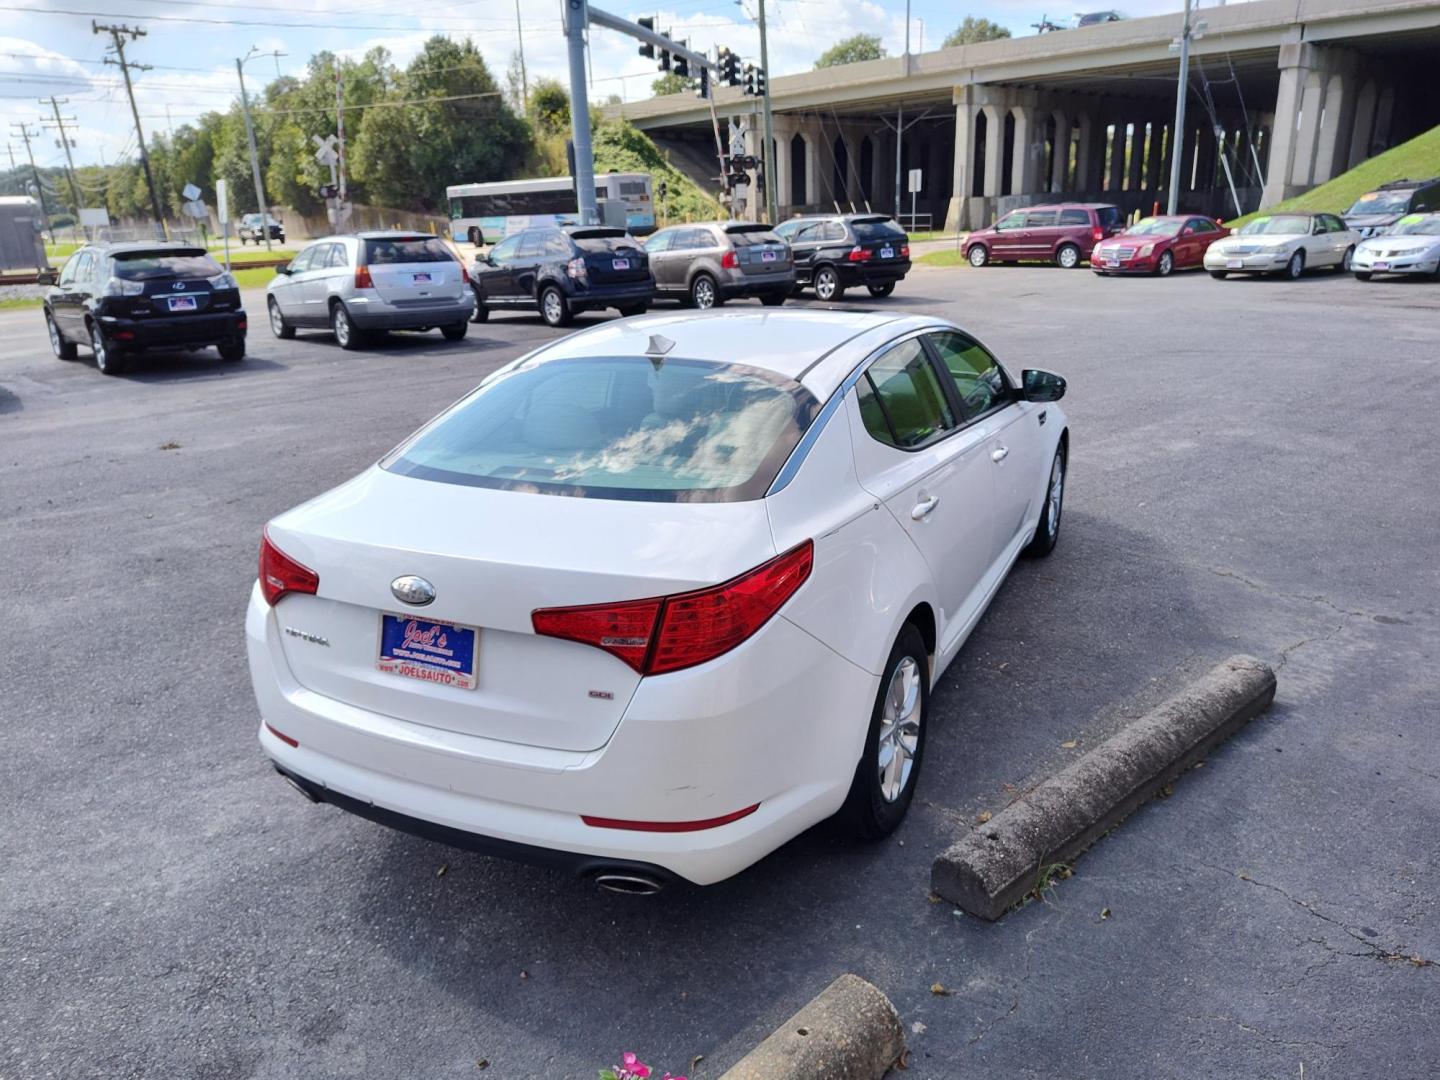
[594,872,664,896]
[274,765,321,804]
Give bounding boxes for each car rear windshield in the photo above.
[724,224,783,246]
[384,356,819,502]
[110,251,223,280]
[1241,215,1311,235]
[851,218,906,241]
[573,232,643,253]
[1095,206,1121,227]
[363,237,452,264]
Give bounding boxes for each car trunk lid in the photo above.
[362,236,462,304]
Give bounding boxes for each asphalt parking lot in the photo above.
[2,264,1437,1079]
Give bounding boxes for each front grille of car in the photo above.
[1114,247,1136,258]
[1228,244,1260,255]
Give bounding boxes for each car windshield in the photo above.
[852,218,906,241]
[110,251,223,280]
[1240,215,1311,235]
[1123,218,1183,237]
[384,357,819,502]
[1346,192,1412,216]
[1387,215,1440,236]
[363,237,452,264]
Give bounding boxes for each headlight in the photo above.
[1262,243,1292,254]
[103,277,145,296]
[208,272,237,290]
[1139,243,1155,257]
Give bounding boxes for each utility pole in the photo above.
[515,0,529,111]
[41,97,83,220]
[1166,0,1194,215]
[757,0,776,222]
[94,21,166,237]
[9,122,53,241]
[895,0,911,220]
[563,0,599,225]
[335,67,349,230]
[237,47,283,251]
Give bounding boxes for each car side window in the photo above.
[1325,214,1347,233]
[995,212,1025,232]
[1187,218,1214,233]
[928,331,1009,420]
[324,243,351,269]
[289,247,317,274]
[1025,210,1058,227]
[72,252,95,285]
[689,228,717,249]
[57,252,81,286]
[1058,208,1090,226]
[794,222,824,242]
[645,230,673,252]
[774,220,800,239]
[542,233,572,257]
[855,338,955,450]
[489,235,522,263]
[516,232,545,259]
[824,222,848,242]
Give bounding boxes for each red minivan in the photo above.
[965,203,1123,269]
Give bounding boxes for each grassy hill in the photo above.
[1228,124,1440,226]
[592,120,722,224]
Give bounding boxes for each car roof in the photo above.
[351,230,437,240]
[85,241,209,255]
[517,310,958,398]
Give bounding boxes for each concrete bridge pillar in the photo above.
[1126,122,1146,193]
[946,85,978,232]
[1050,111,1071,192]
[1073,112,1099,192]
[1107,121,1126,192]
[1348,80,1379,169]
[770,116,794,218]
[982,104,1005,199]
[1011,105,1045,196]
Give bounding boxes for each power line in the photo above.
[0,4,559,34]
[94,20,166,234]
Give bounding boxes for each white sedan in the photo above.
[246,311,1069,889]
[1204,212,1359,279]
[1352,213,1440,280]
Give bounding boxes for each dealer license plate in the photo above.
[880,246,895,259]
[167,295,197,312]
[1373,261,1390,271]
[411,272,433,284]
[612,258,630,270]
[1226,258,1243,270]
[1105,257,1121,268]
[761,250,777,262]
[377,613,478,690]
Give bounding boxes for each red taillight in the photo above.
[354,264,374,289]
[531,541,813,676]
[259,530,319,606]
[900,244,910,257]
[459,260,470,285]
[1092,227,1105,242]
[581,804,760,832]
[846,245,871,262]
[236,317,247,332]
[721,249,739,269]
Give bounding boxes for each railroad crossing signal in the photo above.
[312,133,339,167]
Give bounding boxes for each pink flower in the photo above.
[621,1053,651,1079]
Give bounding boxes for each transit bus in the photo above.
[446,173,655,244]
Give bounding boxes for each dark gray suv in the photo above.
[644,221,794,308]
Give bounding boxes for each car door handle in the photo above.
[991,446,1010,463]
[1038,410,1047,426]
[910,495,940,521]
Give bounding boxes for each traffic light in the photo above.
[319,183,338,199]
[742,62,757,96]
[638,16,655,58]
[673,41,689,78]
[754,65,767,97]
[694,66,710,99]
[660,46,671,71]
[717,47,741,87]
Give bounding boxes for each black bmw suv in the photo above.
[468,225,653,327]
[772,214,912,301]
[40,242,247,375]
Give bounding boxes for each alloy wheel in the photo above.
[90,325,110,373]
[693,277,716,309]
[47,314,62,356]
[268,300,285,337]
[333,306,351,346]
[1047,451,1065,536]
[1157,251,1174,276]
[877,656,922,803]
[1057,244,1080,269]
[968,245,988,268]
[542,288,564,324]
[814,269,838,301]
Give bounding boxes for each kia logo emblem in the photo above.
[390,575,436,606]
[172,281,186,290]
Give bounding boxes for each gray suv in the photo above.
[265,232,473,350]
[645,221,794,308]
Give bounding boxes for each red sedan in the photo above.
[1091,215,1230,276]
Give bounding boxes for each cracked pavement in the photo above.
[1,267,1437,1078]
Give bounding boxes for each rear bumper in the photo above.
[347,296,473,329]
[98,309,246,348]
[720,269,796,298]
[834,261,910,286]
[246,584,875,886]
[567,279,655,310]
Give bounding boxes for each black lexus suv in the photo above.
[468,225,653,327]
[772,214,912,301]
[40,242,247,375]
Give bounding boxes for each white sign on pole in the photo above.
[181,182,202,202]
[312,133,340,167]
[216,179,231,271]
[907,168,923,194]
[78,207,110,227]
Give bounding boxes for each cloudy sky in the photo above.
[2,0,1203,176]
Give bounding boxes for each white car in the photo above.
[246,311,1069,889]
[1204,212,1359,279]
[1352,213,1440,280]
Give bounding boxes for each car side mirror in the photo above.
[1022,369,1067,403]
[276,266,293,276]
[36,269,57,286]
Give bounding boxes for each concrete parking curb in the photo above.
[932,654,1277,921]
[719,974,904,1080]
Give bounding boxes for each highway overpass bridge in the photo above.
[613,0,1440,229]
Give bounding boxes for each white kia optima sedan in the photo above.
[246,311,1069,890]
[1203,211,1358,279]
[1351,213,1440,280]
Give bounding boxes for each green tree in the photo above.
[528,77,571,135]
[651,72,688,96]
[814,33,884,69]
[942,16,1011,47]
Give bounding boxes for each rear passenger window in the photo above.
[824,222,848,242]
[1025,211,1058,227]
[542,233,572,257]
[856,340,955,449]
[1058,209,1090,226]
[326,244,351,268]
[928,331,1009,419]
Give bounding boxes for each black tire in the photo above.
[46,310,77,359]
[441,322,468,341]
[539,285,573,327]
[966,244,989,268]
[89,321,125,376]
[759,291,786,307]
[267,298,295,340]
[1155,250,1174,277]
[218,339,245,362]
[617,304,649,317]
[331,302,366,350]
[1055,243,1082,269]
[1354,271,1372,282]
[1283,250,1305,279]
[470,287,489,323]
[813,265,844,301]
[838,624,930,841]
[467,226,482,247]
[867,282,896,298]
[1025,441,1067,558]
[1209,269,1228,280]
[689,273,721,309]
[1339,245,1355,273]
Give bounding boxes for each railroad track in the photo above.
[1,256,292,288]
